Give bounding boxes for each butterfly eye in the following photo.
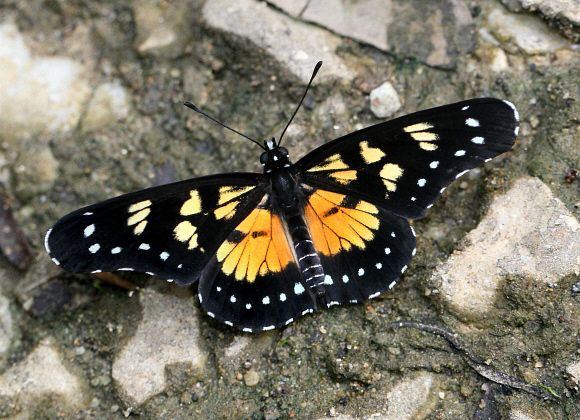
[260,152,269,165]
[279,147,289,157]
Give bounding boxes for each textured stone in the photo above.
[269,0,476,68]
[487,6,568,54]
[112,288,207,405]
[0,21,91,138]
[432,177,580,320]
[203,0,355,83]
[370,82,401,118]
[0,338,88,417]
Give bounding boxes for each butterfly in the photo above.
[45,62,519,332]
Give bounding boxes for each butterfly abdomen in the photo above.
[285,211,325,301]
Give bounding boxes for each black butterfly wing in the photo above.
[45,173,266,285]
[297,98,519,220]
[294,98,518,306]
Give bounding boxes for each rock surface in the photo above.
[433,177,580,320]
[112,288,207,406]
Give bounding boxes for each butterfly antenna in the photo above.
[278,61,322,146]
[184,102,265,150]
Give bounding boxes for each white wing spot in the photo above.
[327,301,340,307]
[167,279,174,283]
[243,327,253,332]
[412,247,417,256]
[369,291,381,299]
[146,272,154,276]
[471,136,484,144]
[429,161,439,169]
[410,225,416,237]
[91,270,102,273]
[178,264,183,269]
[262,296,270,305]
[342,274,349,283]
[462,105,469,111]
[294,282,305,295]
[324,275,333,285]
[417,178,426,187]
[198,293,202,303]
[385,247,391,255]
[391,232,396,238]
[118,267,133,271]
[139,243,151,250]
[302,309,313,315]
[83,212,93,216]
[160,251,170,261]
[401,265,408,273]
[455,150,466,157]
[411,197,416,201]
[84,224,95,238]
[280,293,287,302]
[88,243,100,253]
[388,281,397,289]
[285,318,294,325]
[51,258,60,266]
[376,263,382,269]
[440,187,446,194]
[456,169,469,179]
[263,325,275,331]
[207,311,215,318]
[230,295,236,303]
[358,268,365,276]
[216,286,221,292]
[111,247,122,254]
[246,303,252,309]
[466,118,479,127]
[225,321,233,327]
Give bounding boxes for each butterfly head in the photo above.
[260,138,291,173]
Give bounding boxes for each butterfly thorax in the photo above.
[261,138,304,214]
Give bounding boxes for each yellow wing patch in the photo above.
[304,190,380,257]
[403,122,439,151]
[127,200,152,235]
[359,141,385,164]
[379,163,404,195]
[173,221,199,250]
[307,153,349,172]
[180,190,202,216]
[218,185,255,205]
[216,209,294,283]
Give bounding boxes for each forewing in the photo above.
[45,173,265,285]
[297,98,519,219]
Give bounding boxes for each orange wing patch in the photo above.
[305,190,380,257]
[216,209,294,282]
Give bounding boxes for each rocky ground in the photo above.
[0,0,579,418]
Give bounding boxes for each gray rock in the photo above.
[486,6,569,54]
[518,0,580,26]
[0,21,91,139]
[269,0,476,68]
[134,0,191,58]
[203,0,355,83]
[81,79,132,133]
[432,177,580,320]
[369,82,401,118]
[0,338,88,417]
[0,291,13,365]
[112,288,207,406]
